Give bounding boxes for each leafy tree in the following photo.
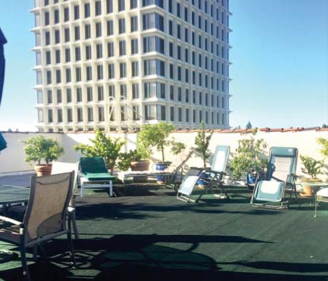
[24,135,64,165]
[229,137,267,180]
[317,138,328,159]
[194,121,213,169]
[300,155,323,179]
[73,130,127,173]
[322,124,328,128]
[137,122,184,163]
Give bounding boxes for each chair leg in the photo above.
[81,183,84,198]
[70,211,79,240]
[20,246,31,281]
[109,181,113,197]
[67,221,76,267]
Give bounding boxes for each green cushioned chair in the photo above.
[79,157,115,197]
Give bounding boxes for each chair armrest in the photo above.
[205,169,226,176]
[0,215,23,226]
[67,207,75,213]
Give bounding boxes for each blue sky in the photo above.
[0,0,327,131]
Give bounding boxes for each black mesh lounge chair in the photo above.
[0,172,76,281]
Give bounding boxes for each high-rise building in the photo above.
[31,0,231,132]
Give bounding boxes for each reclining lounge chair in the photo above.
[250,146,298,209]
[177,145,230,203]
[79,157,116,197]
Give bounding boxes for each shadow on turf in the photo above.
[0,235,327,281]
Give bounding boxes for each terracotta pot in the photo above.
[34,164,52,177]
[130,161,150,182]
[300,185,313,197]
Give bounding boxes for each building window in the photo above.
[142,0,163,8]
[107,0,113,13]
[119,41,126,56]
[108,63,115,79]
[132,105,140,120]
[67,108,72,122]
[75,47,81,61]
[74,5,79,20]
[47,90,52,104]
[65,48,70,62]
[131,61,139,77]
[107,20,114,35]
[132,83,139,99]
[107,42,114,57]
[95,1,102,16]
[120,62,126,78]
[76,88,82,102]
[75,67,81,82]
[98,107,105,121]
[57,109,63,122]
[144,59,165,76]
[66,88,72,103]
[118,18,125,34]
[118,0,125,11]
[120,84,127,99]
[87,87,93,101]
[144,82,165,99]
[85,45,92,60]
[131,39,138,54]
[97,65,103,80]
[98,86,104,101]
[77,108,83,122]
[84,3,90,18]
[131,16,138,32]
[85,24,91,39]
[143,36,164,54]
[48,109,53,123]
[86,66,92,81]
[96,22,102,37]
[131,0,138,9]
[96,44,103,58]
[88,108,93,122]
[143,13,164,31]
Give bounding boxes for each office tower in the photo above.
[32,0,231,132]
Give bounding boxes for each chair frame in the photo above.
[177,145,230,203]
[51,161,79,239]
[79,157,114,197]
[250,147,298,209]
[0,172,76,281]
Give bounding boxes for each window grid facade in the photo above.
[32,0,231,132]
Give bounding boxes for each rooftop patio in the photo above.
[0,173,328,281]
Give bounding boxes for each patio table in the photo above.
[0,185,30,215]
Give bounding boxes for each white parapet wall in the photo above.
[0,128,327,178]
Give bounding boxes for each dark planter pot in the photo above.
[197,172,210,188]
[156,162,171,184]
[130,161,150,182]
[34,164,52,177]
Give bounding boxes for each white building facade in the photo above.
[31,0,231,132]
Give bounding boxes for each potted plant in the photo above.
[299,155,323,197]
[73,130,129,174]
[229,134,267,186]
[23,135,64,176]
[118,149,150,182]
[194,121,213,187]
[137,122,185,183]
